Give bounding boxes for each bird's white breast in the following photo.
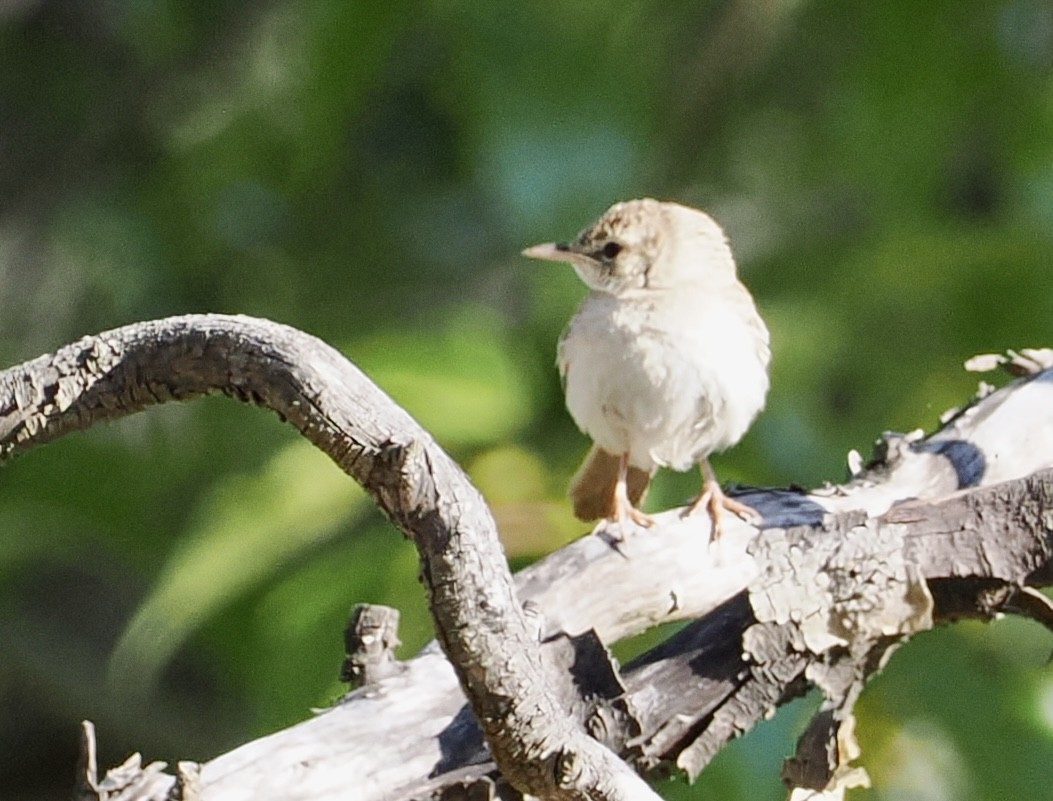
[558,285,769,472]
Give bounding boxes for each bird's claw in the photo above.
[684,483,759,541]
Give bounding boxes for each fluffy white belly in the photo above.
[559,290,768,472]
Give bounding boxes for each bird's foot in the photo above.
[683,481,758,541]
[598,499,655,542]
[622,505,656,529]
[599,454,656,539]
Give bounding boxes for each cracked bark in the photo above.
[2,314,658,801]
[3,317,1053,800]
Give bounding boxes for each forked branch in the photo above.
[0,314,659,801]
[3,317,1053,800]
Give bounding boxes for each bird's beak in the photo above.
[521,242,573,262]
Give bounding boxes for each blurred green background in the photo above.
[1,1,1052,799]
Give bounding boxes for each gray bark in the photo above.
[2,316,1051,800]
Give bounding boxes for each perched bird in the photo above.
[523,199,770,538]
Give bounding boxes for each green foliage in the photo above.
[2,1,1053,798]
[349,307,533,446]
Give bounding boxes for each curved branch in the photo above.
[0,314,658,801]
[7,318,1053,800]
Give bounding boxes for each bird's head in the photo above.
[523,198,737,295]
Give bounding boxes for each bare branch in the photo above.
[0,314,659,801]
[7,317,1053,799]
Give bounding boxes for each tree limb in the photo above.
[0,314,659,801]
[4,316,1053,800]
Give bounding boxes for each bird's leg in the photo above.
[684,458,758,539]
[611,452,655,531]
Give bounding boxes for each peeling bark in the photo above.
[1,315,659,801]
[3,317,1053,800]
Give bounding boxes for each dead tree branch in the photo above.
[3,316,1053,800]
[0,314,659,801]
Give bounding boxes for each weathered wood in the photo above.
[0,315,659,801]
[3,317,1053,800]
[341,604,404,687]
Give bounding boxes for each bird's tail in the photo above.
[569,446,652,521]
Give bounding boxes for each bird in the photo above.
[523,198,770,538]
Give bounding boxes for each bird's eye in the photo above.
[601,241,622,260]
